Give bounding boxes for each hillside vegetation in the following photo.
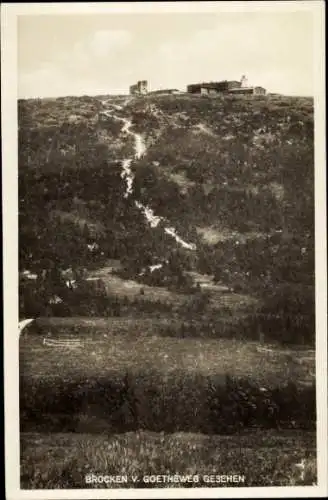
[19,93,314,346]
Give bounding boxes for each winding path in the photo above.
[101,102,196,251]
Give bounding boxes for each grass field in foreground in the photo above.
[20,430,316,488]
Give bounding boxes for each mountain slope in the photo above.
[19,93,315,345]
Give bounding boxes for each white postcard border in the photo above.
[2,2,327,499]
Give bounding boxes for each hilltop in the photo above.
[19,93,314,346]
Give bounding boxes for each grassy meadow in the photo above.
[21,430,316,488]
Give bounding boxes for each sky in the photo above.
[18,11,314,98]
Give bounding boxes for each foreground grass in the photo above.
[20,430,316,488]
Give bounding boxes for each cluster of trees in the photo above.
[196,232,314,288]
[254,284,315,345]
[116,251,194,294]
[21,368,315,435]
[129,108,160,135]
[133,103,314,235]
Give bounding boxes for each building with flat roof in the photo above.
[149,88,181,95]
[187,80,241,94]
[228,86,266,95]
[187,77,266,96]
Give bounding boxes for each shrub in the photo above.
[20,370,315,434]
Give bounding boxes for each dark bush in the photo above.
[20,370,315,434]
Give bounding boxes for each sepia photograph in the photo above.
[2,1,327,498]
